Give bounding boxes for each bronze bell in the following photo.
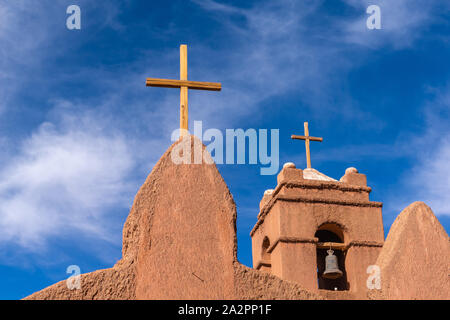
[323,249,343,279]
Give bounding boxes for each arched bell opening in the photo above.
[259,236,272,273]
[315,226,348,291]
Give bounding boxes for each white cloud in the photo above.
[0,113,135,250]
[188,0,354,127]
[388,85,450,217]
[412,137,450,215]
[188,0,449,130]
[342,0,449,49]
[0,0,174,255]
[406,86,450,216]
[0,1,127,116]
[391,135,450,218]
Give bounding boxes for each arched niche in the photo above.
[259,236,272,273]
[315,223,349,291]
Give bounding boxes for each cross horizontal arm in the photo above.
[291,135,323,142]
[146,78,222,91]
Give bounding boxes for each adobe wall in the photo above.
[233,262,322,300]
[369,202,450,300]
[345,245,382,298]
[272,242,318,292]
[24,265,136,300]
[132,136,237,299]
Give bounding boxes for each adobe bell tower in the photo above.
[250,164,384,299]
[251,123,384,299]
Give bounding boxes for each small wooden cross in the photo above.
[291,122,323,169]
[146,44,222,137]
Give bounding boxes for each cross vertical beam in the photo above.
[291,122,323,169]
[146,45,222,139]
[303,122,311,168]
[180,45,188,135]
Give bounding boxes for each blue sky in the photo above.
[0,0,449,299]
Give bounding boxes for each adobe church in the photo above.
[24,134,450,300]
[25,46,449,300]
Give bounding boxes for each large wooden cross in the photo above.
[146,44,222,137]
[291,122,323,169]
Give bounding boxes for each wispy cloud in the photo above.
[188,0,450,130]
[0,108,135,251]
[0,0,448,262]
[190,0,351,125]
[392,85,450,216]
[0,1,178,258]
[411,137,450,216]
[0,1,129,116]
[342,0,450,49]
